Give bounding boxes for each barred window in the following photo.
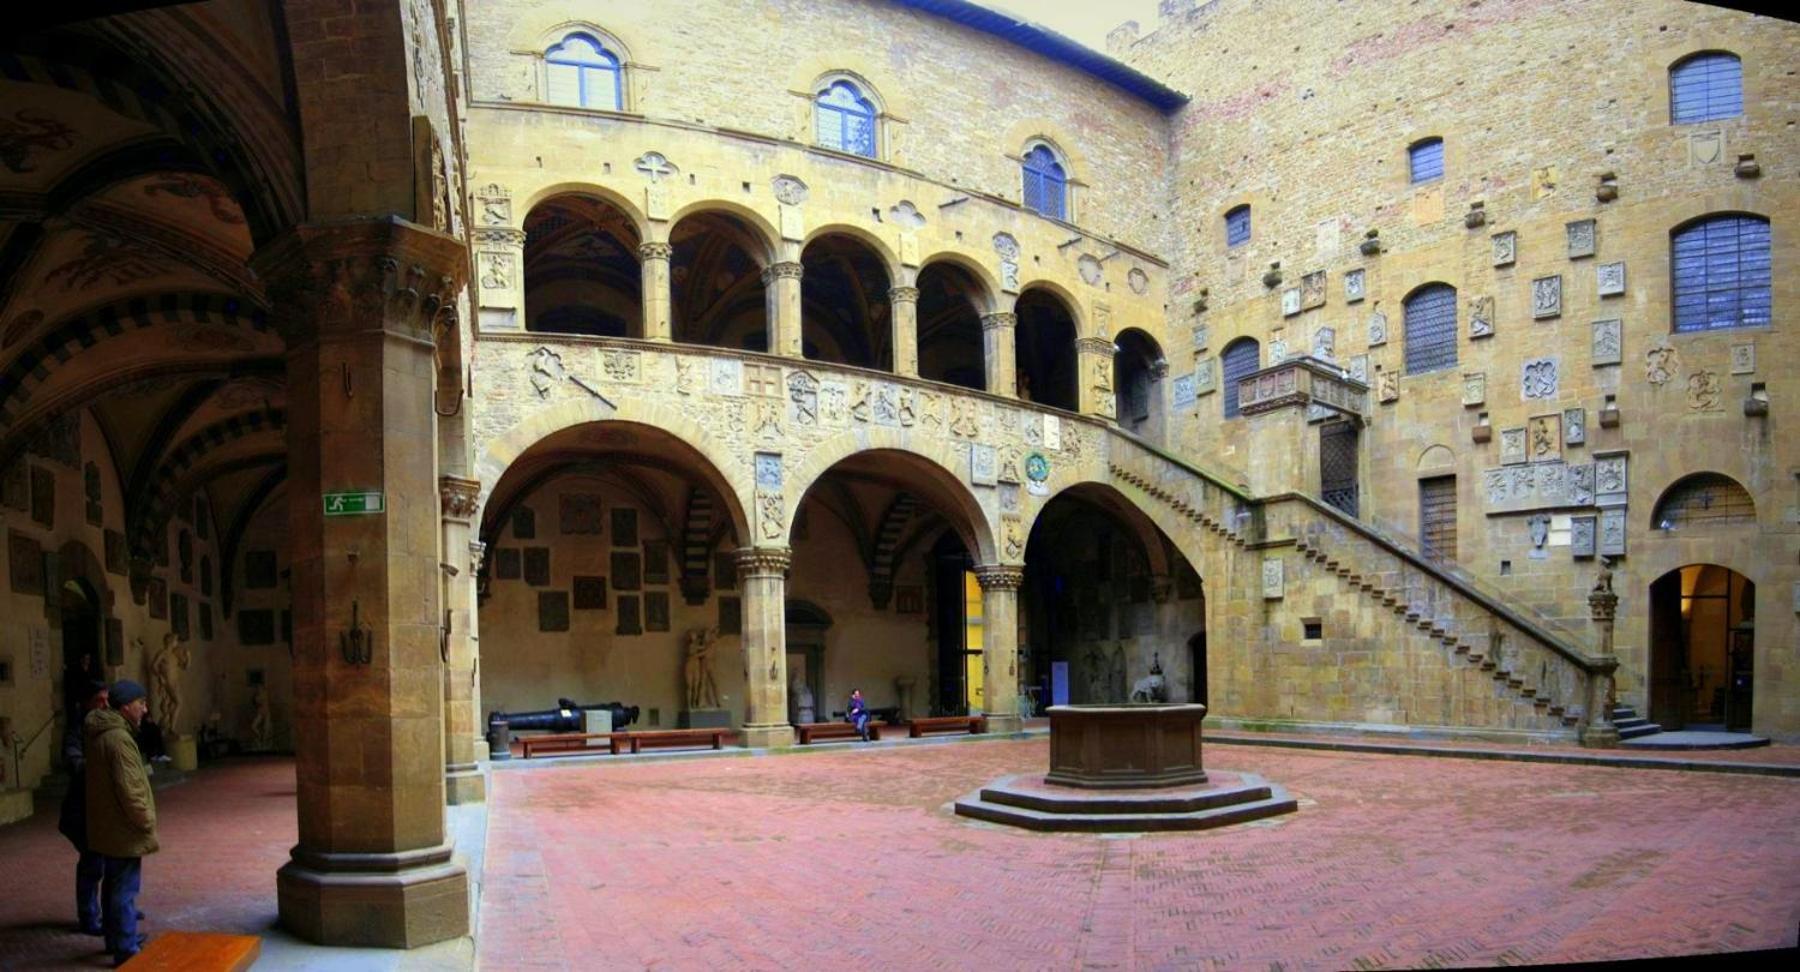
[545,34,622,110]
[1653,473,1756,530]
[1221,337,1260,419]
[816,80,877,158]
[1022,144,1068,221]
[1225,205,1250,247]
[1403,284,1458,376]
[1672,215,1771,332]
[1408,138,1444,184]
[1670,52,1743,124]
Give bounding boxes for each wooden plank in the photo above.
[123,932,260,971]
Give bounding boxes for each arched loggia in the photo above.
[523,194,643,337]
[1014,287,1078,410]
[800,232,892,369]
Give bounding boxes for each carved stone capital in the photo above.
[252,217,468,348]
[638,241,674,261]
[761,261,804,285]
[472,227,526,248]
[735,546,792,577]
[973,564,1025,591]
[980,311,1017,332]
[439,475,480,522]
[1076,336,1117,357]
[888,286,920,305]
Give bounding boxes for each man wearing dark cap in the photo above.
[58,679,108,935]
[85,679,158,967]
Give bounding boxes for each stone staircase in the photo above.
[1611,704,1663,740]
[1106,433,1612,738]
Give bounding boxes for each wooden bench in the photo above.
[122,931,260,971]
[519,732,622,757]
[907,715,987,738]
[796,721,881,744]
[616,728,733,753]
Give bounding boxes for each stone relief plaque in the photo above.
[1730,343,1756,375]
[1594,453,1628,507]
[538,591,570,632]
[1378,371,1398,404]
[1195,358,1216,395]
[1128,268,1149,295]
[1348,355,1369,385]
[1300,270,1327,310]
[573,576,607,610]
[1171,373,1197,408]
[600,349,642,383]
[1598,508,1627,557]
[1462,372,1486,407]
[1531,275,1562,319]
[524,547,551,586]
[970,443,998,486]
[1644,341,1679,386]
[1268,336,1287,363]
[1592,319,1622,367]
[1281,287,1302,317]
[1686,369,1722,411]
[1312,326,1335,361]
[710,358,743,396]
[744,363,782,398]
[1569,462,1595,506]
[1566,219,1596,259]
[1596,261,1626,297]
[1570,515,1597,558]
[1528,414,1562,463]
[754,452,783,490]
[1367,308,1388,347]
[1469,295,1495,339]
[1344,268,1365,303]
[1492,231,1517,267]
[1191,324,1210,352]
[1043,415,1062,451]
[1499,428,1527,465]
[787,371,819,426]
[757,491,785,541]
[1078,254,1104,287]
[1262,558,1284,599]
[1521,357,1559,400]
[1563,407,1586,446]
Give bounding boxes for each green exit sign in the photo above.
[323,491,384,516]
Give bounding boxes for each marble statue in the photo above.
[250,685,273,751]
[790,673,815,724]
[683,626,721,709]
[150,632,190,734]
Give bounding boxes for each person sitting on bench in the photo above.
[847,688,871,742]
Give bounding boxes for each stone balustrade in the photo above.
[1236,356,1369,422]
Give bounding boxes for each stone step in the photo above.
[953,775,1298,834]
[1618,722,1663,740]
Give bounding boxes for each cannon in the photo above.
[486,699,640,760]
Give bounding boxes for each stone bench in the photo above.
[908,715,987,738]
[796,721,881,744]
[122,931,260,970]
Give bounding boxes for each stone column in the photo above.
[472,226,526,332]
[889,285,920,377]
[980,311,1017,399]
[439,475,484,805]
[1581,561,1622,748]
[253,217,468,948]
[763,261,804,358]
[975,565,1024,734]
[1076,336,1119,420]
[736,547,794,748]
[638,241,673,342]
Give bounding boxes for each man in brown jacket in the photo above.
[85,679,157,967]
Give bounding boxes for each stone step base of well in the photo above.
[952,771,1297,833]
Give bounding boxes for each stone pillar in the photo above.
[889,285,920,377]
[638,241,673,342]
[763,261,804,358]
[736,547,794,748]
[1076,336,1118,420]
[472,226,526,332]
[980,312,1017,399]
[439,475,484,805]
[253,217,469,948]
[1581,561,1622,748]
[975,565,1024,734]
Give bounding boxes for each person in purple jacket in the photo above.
[847,689,871,742]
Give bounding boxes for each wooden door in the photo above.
[1418,476,1457,562]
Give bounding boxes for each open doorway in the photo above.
[60,579,102,725]
[1648,565,1754,732]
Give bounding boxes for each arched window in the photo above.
[1409,138,1444,184]
[1220,337,1260,419]
[1021,144,1068,221]
[1653,473,1755,530]
[545,33,622,110]
[1672,215,1771,332]
[815,80,877,158]
[1403,284,1458,375]
[1224,205,1251,247]
[1670,52,1743,124]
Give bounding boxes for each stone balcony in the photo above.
[1237,356,1369,424]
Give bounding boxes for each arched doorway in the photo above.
[785,600,831,723]
[1113,328,1166,443]
[60,578,103,723]
[1648,565,1754,731]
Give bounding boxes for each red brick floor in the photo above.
[479,738,1800,970]
[0,757,295,970]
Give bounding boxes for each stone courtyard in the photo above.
[4,738,1798,969]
